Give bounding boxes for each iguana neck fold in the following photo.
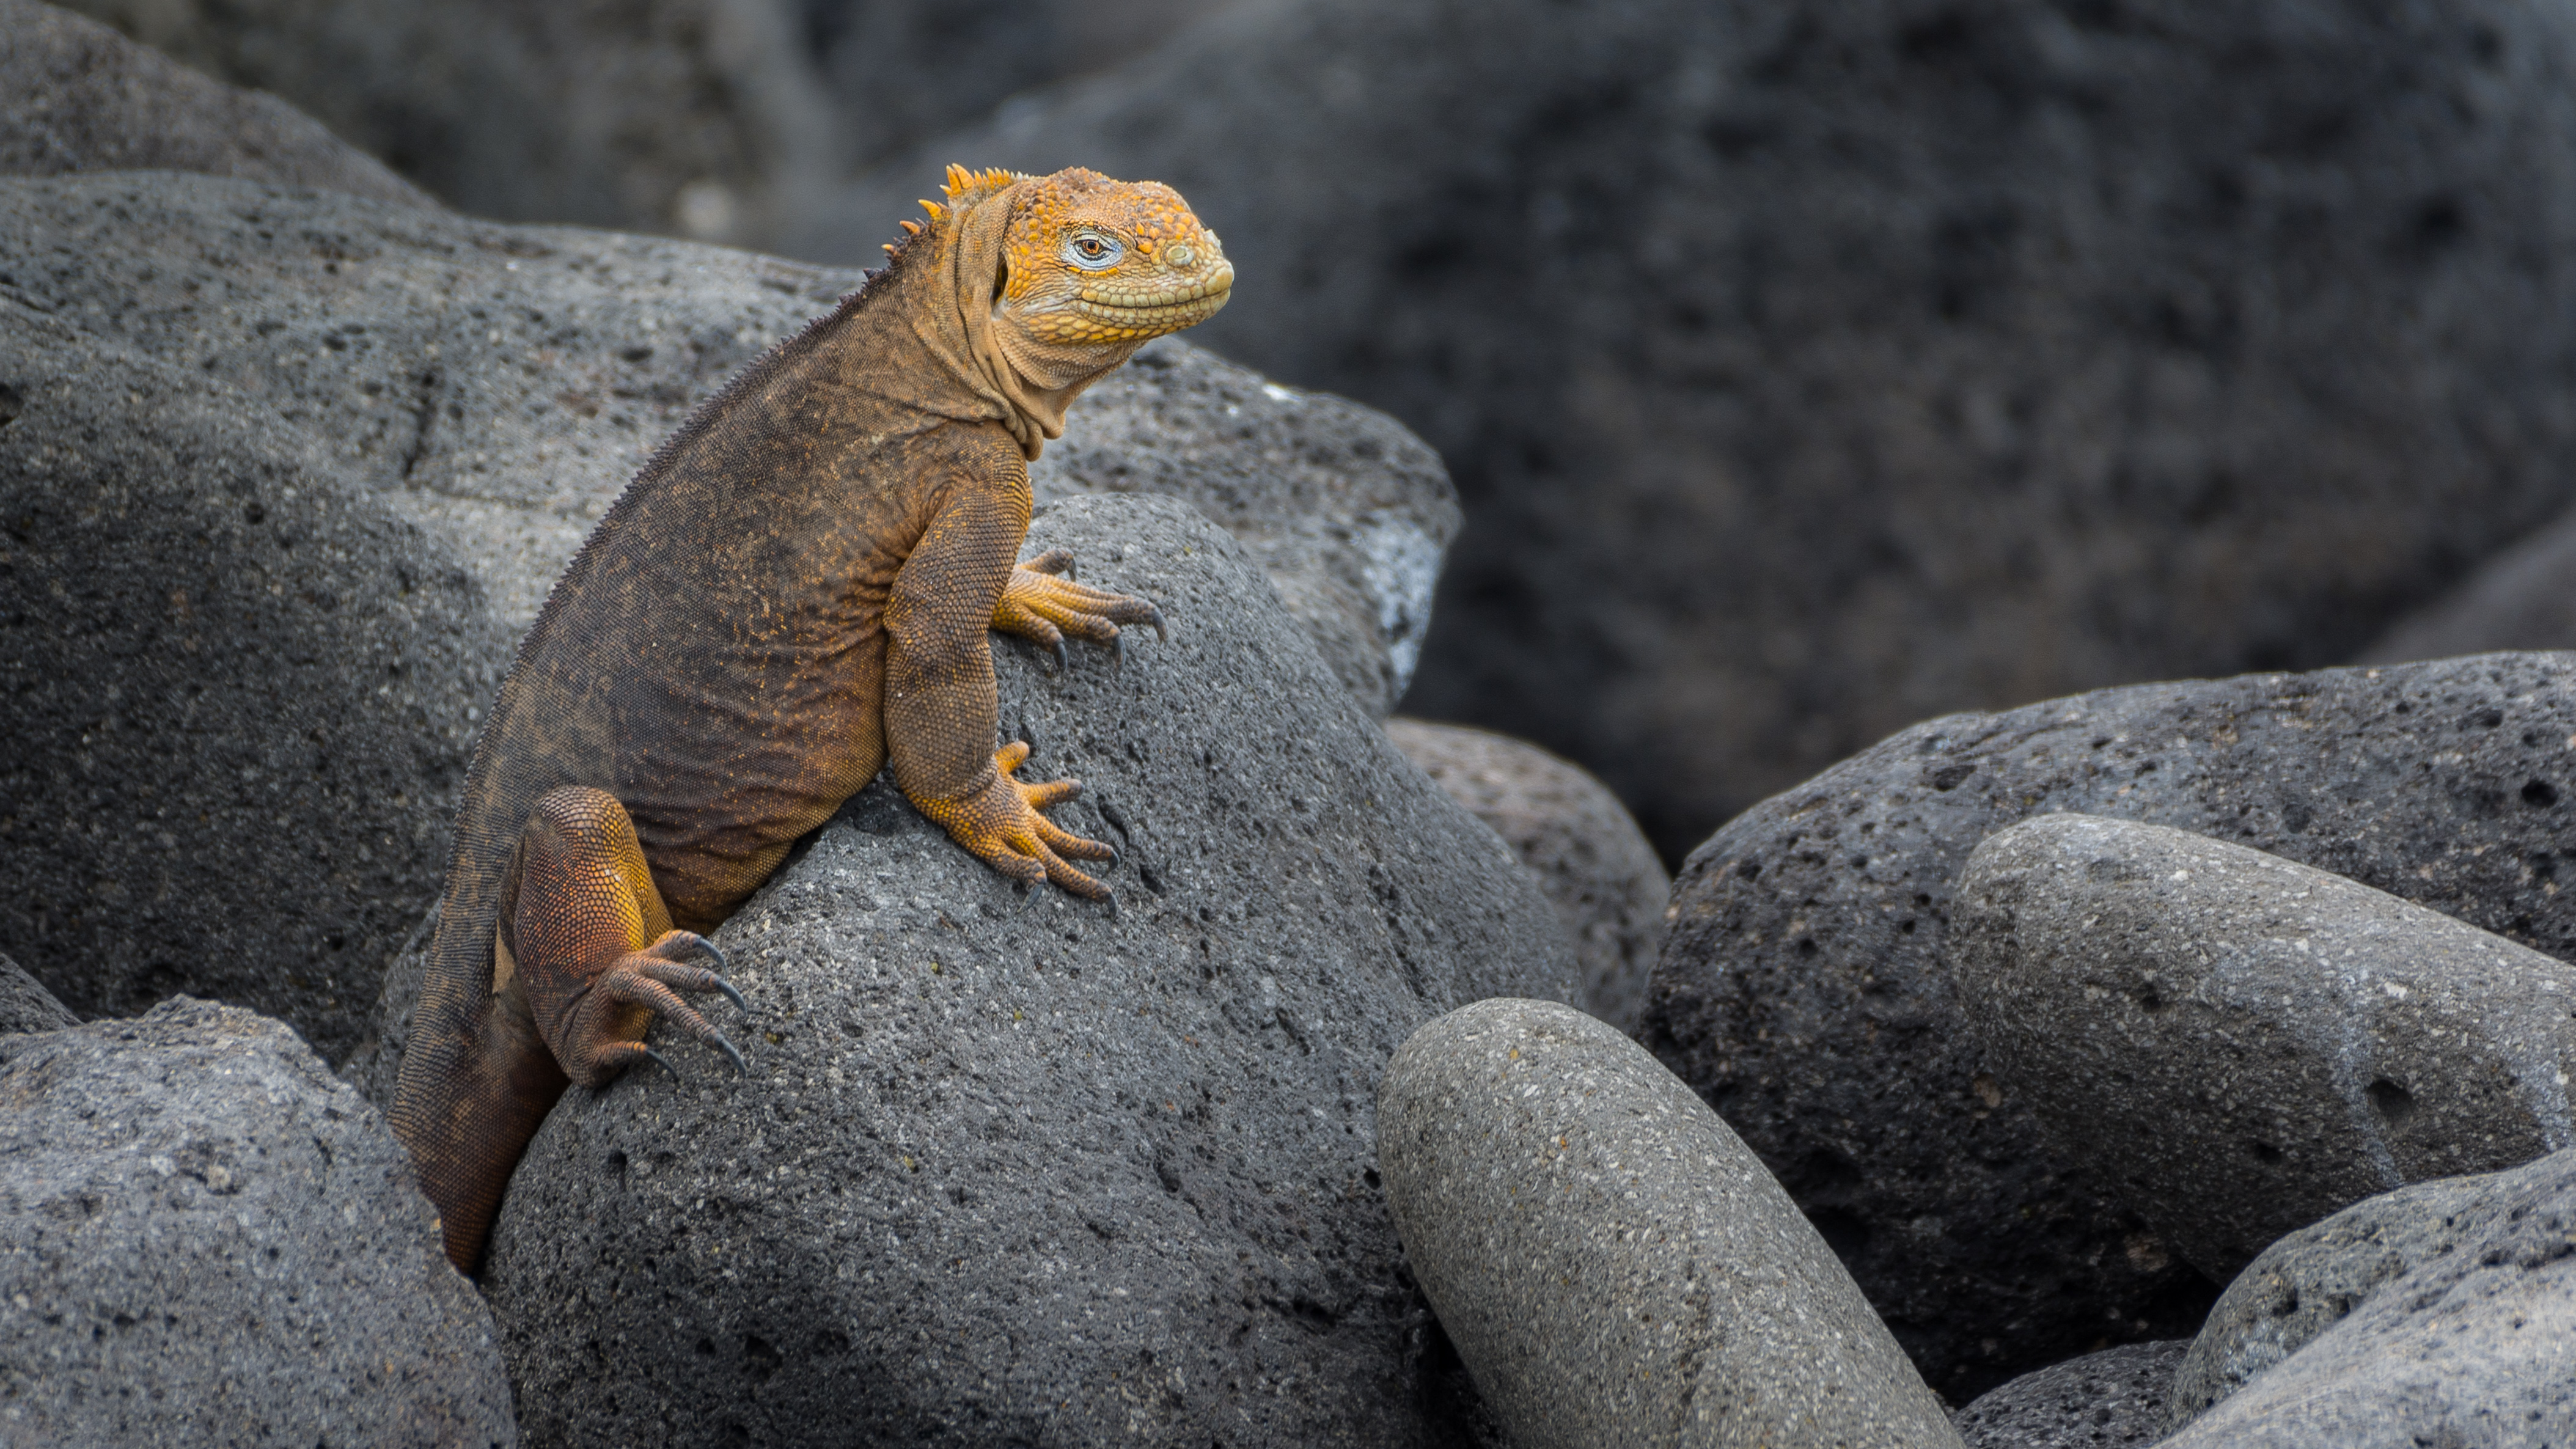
[909,179,1136,461]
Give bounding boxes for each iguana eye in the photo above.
[1063,233,1123,271]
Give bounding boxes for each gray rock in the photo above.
[2161,1148,2576,1447]
[1951,1341,2190,1449]
[804,0,2576,862]
[1386,719,1668,1030]
[1,173,1450,705]
[1953,814,2576,1278]
[0,951,78,1034]
[1035,340,1458,717]
[0,0,435,208]
[0,293,507,1061]
[479,494,1577,1447]
[0,997,516,1447]
[1378,997,1961,1449]
[2363,502,2576,663]
[1644,653,2576,1398]
[49,0,837,242]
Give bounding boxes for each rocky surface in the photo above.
[2161,1148,2576,1447]
[1379,997,1962,1449]
[812,0,2576,860]
[0,952,78,1035]
[0,997,516,1446]
[2362,510,2576,663]
[0,286,507,1062]
[1643,652,2576,1397]
[49,0,835,242]
[1386,719,1667,1031]
[477,495,1575,1447]
[0,0,434,208]
[1953,815,2576,1278]
[1951,1341,2189,1449]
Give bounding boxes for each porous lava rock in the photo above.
[0,292,505,1060]
[1953,813,2576,1278]
[1644,653,2576,1396]
[0,0,434,207]
[1379,997,1961,1449]
[0,997,516,1447]
[0,951,78,1035]
[1950,1341,2188,1449]
[480,495,1576,1447]
[1386,719,1668,1030]
[2162,1148,2576,1447]
[810,0,2576,859]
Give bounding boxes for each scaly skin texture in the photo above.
[389,166,1232,1272]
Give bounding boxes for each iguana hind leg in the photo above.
[505,786,749,1088]
[993,549,1166,669]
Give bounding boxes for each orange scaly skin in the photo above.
[389,166,1233,1273]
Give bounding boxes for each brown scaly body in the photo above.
[389,166,1233,1272]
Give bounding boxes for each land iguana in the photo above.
[389,166,1234,1273]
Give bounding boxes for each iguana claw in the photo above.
[991,554,1164,666]
[916,742,1117,900]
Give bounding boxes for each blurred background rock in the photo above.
[42,0,2576,861]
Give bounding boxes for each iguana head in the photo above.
[911,165,1233,392]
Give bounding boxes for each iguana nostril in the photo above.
[1169,243,1196,268]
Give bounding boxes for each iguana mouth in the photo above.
[1072,267,1235,331]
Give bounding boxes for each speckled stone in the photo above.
[0,952,76,1035]
[0,997,516,1447]
[1951,1341,2188,1449]
[1385,719,1669,1030]
[1951,813,2576,1280]
[477,496,1577,1448]
[1378,997,1961,1449]
[2162,1148,2576,1447]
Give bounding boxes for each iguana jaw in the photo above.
[1055,266,1235,342]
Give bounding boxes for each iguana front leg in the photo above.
[887,488,1123,898]
[992,548,1167,669]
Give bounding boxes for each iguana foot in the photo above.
[914,742,1118,898]
[993,550,1165,670]
[507,787,751,1090]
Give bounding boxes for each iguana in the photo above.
[389,166,1233,1274]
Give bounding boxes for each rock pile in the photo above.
[1645,652,2576,1396]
